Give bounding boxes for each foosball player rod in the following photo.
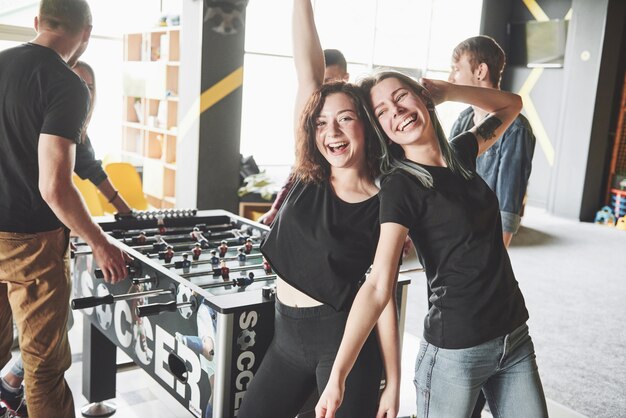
[199,274,277,289]
[71,288,173,310]
[136,299,195,317]
[177,262,264,279]
[132,275,158,286]
[94,265,141,279]
[166,253,261,268]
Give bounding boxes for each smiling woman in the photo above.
[317,66,549,417]
[295,83,377,185]
[235,2,401,418]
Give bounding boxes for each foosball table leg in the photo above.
[81,321,117,417]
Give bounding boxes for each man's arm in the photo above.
[495,124,536,247]
[39,134,128,283]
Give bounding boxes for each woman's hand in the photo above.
[315,378,345,418]
[377,384,399,418]
[419,77,452,106]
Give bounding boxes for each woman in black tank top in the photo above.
[236,2,400,418]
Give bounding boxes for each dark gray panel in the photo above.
[197,2,247,213]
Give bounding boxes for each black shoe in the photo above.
[0,385,27,418]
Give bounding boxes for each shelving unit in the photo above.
[122,26,180,208]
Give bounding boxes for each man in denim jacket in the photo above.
[449,35,536,248]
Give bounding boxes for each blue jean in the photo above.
[414,323,548,418]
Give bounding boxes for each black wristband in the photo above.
[108,190,119,204]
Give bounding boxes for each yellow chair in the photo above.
[101,162,149,212]
[73,173,105,216]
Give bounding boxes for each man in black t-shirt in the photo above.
[0,2,128,417]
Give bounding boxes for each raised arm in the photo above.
[292,0,325,127]
[316,222,407,418]
[421,77,522,155]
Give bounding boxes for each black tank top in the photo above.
[261,180,380,311]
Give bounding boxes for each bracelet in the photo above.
[108,190,119,204]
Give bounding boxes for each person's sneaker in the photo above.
[0,384,28,417]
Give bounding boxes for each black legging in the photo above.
[237,298,383,418]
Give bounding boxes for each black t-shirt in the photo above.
[0,43,90,233]
[261,180,380,311]
[379,132,528,349]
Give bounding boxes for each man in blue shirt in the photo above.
[449,36,537,417]
[449,35,536,248]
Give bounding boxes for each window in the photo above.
[0,0,181,159]
[241,0,483,181]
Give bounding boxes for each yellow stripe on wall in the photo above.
[199,67,244,113]
[523,0,550,21]
[518,68,555,166]
[178,66,244,140]
[564,8,573,20]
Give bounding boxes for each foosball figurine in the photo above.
[210,249,220,267]
[153,234,169,251]
[220,259,230,280]
[192,242,202,260]
[263,258,272,274]
[181,253,191,273]
[237,247,246,265]
[234,271,254,287]
[156,213,167,234]
[134,231,147,245]
[218,240,228,258]
[163,245,175,263]
[244,238,253,254]
[190,227,210,249]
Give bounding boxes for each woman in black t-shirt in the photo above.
[236,2,400,418]
[317,72,548,417]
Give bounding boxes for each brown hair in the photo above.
[452,35,505,88]
[39,0,92,34]
[323,49,347,73]
[294,82,381,184]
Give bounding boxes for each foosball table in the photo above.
[71,209,411,418]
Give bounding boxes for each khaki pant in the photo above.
[0,228,75,418]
